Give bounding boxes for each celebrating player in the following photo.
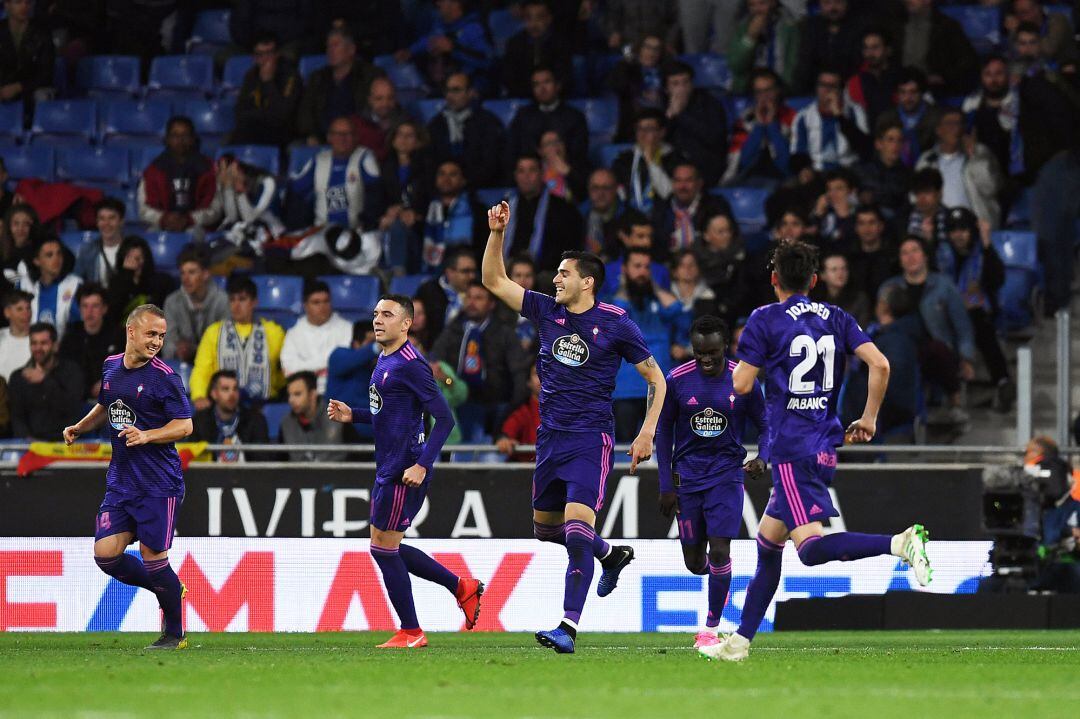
[655,315,768,650]
[700,241,931,663]
[327,294,483,649]
[482,200,668,654]
[64,305,194,650]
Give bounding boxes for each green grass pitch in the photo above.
[1,631,1078,718]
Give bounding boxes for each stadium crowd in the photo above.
[0,0,1078,456]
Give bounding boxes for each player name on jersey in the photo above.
[784,301,832,321]
[786,396,829,410]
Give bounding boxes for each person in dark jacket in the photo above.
[232,32,302,147]
[296,26,385,144]
[228,0,314,56]
[895,0,978,96]
[501,0,574,99]
[397,0,492,91]
[506,66,590,174]
[609,34,669,141]
[663,61,728,187]
[428,71,506,189]
[190,369,271,462]
[693,213,750,324]
[9,322,83,440]
[847,204,899,302]
[502,154,584,274]
[58,283,123,401]
[0,0,55,124]
[845,26,901,127]
[105,236,177,324]
[855,119,912,221]
[649,161,732,257]
[414,245,478,346]
[312,0,404,58]
[378,120,436,275]
[793,0,865,93]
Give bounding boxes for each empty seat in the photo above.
[287,144,324,176]
[568,96,618,145]
[60,230,95,255]
[939,5,1001,55]
[218,144,279,175]
[476,187,511,208]
[257,308,299,331]
[187,8,232,54]
[992,230,1039,271]
[0,102,23,142]
[787,96,813,112]
[389,273,431,298]
[374,55,425,91]
[592,142,632,169]
[221,55,255,96]
[30,99,97,145]
[100,100,171,143]
[81,55,141,99]
[130,144,165,178]
[713,187,769,230]
[487,8,523,54]
[251,274,303,313]
[147,55,215,101]
[481,98,528,127]
[56,146,131,185]
[678,53,731,90]
[413,98,446,125]
[142,231,194,272]
[261,401,290,441]
[0,143,54,181]
[299,54,328,79]
[318,274,381,312]
[184,100,236,139]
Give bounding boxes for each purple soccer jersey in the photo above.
[98,353,192,498]
[655,359,768,494]
[736,294,871,463]
[521,290,652,434]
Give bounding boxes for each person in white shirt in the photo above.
[279,279,352,394]
[0,289,33,383]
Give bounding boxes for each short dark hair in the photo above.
[618,208,652,234]
[209,369,239,392]
[560,250,606,294]
[530,64,558,82]
[176,243,211,270]
[896,66,927,92]
[749,67,782,92]
[982,53,1007,70]
[443,245,476,272]
[690,314,730,343]
[672,160,700,179]
[879,284,912,318]
[2,289,33,308]
[252,30,279,48]
[1015,21,1041,37]
[76,282,108,305]
[873,116,903,139]
[226,274,257,299]
[911,167,943,193]
[165,115,196,137]
[352,319,374,344]
[855,204,885,222]
[303,279,330,302]
[96,196,126,217]
[771,241,819,293]
[663,60,694,82]
[285,370,318,392]
[508,255,536,274]
[861,25,892,46]
[379,293,414,319]
[29,321,57,341]
[514,152,542,170]
[899,234,929,259]
[823,168,856,189]
[623,246,652,265]
[467,279,494,296]
[635,107,666,129]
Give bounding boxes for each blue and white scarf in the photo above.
[218,320,271,400]
[504,189,550,260]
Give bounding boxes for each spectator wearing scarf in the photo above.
[612,109,683,213]
[427,72,506,190]
[420,160,486,274]
[502,155,583,272]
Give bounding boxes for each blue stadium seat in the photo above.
[678,53,731,90]
[218,144,279,175]
[998,267,1038,331]
[487,8,524,54]
[374,55,425,90]
[184,100,236,139]
[727,95,752,119]
[80,55,141,99]
[713,186,769,231]
[318,274,381,312]
[261,401,290,441]
[592,142,631,169]
[142,231,193,272]
[221,55,254,96]
[337,309,371,325]
[56,146,131,185]
[0,101,23,142]
[100,100,171,143]
[257,309,299,331]
[568,96,619,146]
[992,230,1039,272]
[413,98,445,124]
[476,187,511,208]
[60,230,95,255]
[147,55,215,101]
[187,9,232,54]
[252,274,303,313]
[389,273,431,297]
[787,96,813,112]
[130,144,165,177]
[0,143,54,180]
[299,54,328,79]
[481,99,528,127]
[30,100,98,145]
[1006,189,1031,228]
[939,5,1001,55]
[287,145,324,176]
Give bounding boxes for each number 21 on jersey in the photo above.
[788,334,835,394]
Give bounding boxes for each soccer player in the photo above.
[63,305,194,650]
[655,315,768,650]
[327,294,483,648]
[700,241,931,663]
[481,201,668,654]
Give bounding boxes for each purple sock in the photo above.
[797,533,892,566]
[706,560,732,629]
[562,520,596,624]
[144,558,184,638]
[737,535,785,641]
[533,521,611,560]
[371,545,420,630]
[94,553,152,590]
[399,543,459,594]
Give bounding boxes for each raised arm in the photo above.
[628,356,667,473]
[847,341,890,443]
[481,201,525,313]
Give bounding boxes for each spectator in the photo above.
[916,108,1005,228]
[430,281,531,440]
[279,370,346,462]
[502,154,584,272]
[351,77,408,163]
[190,369,271,462]
[280,279,353,394]
[810,251,871,327]
[506,66,590,173]
[216,158,286,248]
[581,168,627,258]
[679,0,741,55]
[287,116,383,233]
[610,34,669,141]
[8,322,83,440]
[73,197,126,289]
[895,0,978,96]
[727,0,801,95]
[161,245,229,362]
[1016,23,1080,182]
[744,209,809,309]
[723,68,796,187]
[232,31,302,147]
[138,116,222,236]
[105,235,176,322]
[326,319,380,413]
[312,0,404,58]
[605,0,679,52]
[419,159,487,275]
[58,283,123,401]
[406,295,435,352]
[1005,0,1079,70]
[0,289,32,382]
[613,108,684,213]
[18,236,81,341]
[414,245,477,344]
[495,363,541,463]
[791,69,869,170]
[845,26,900,126]
[538,130,586,202]
[378,120,436,274]
[1030,152,1080,318]
[1,204,40,286]
[1024,435,1080,548]
[794,0,863,92]
[847,204,898,302]
[608,247,679,441]
[502,255,539,352]
[502,0,573,99]
[0,0,55,123]
[601,210,671,296]
[810,168,858,252]
[669,248,718,363]
[398,0,492,92]
[650,161,733,254]
[902,167,948,245]
[190,275,286,411]
[228,0,313,55]
[854,119,912,220]
[876,68,940,169]
[296,26,385,145]
[936,207,1011,409]
[427,71,505,190]
[694,213,749,323]
[0,156,12,222]
[962,56,1019,177]
[663,61,729,186]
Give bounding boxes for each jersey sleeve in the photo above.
[747,379,770,462]
[408,359,456,471]
[736,308,769,367]
[616,315,653,365]
[520,290,555,323]
[162,372,193,420]
[96,362,112,407]
[840,308,873,354]
[655,374,678,493]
